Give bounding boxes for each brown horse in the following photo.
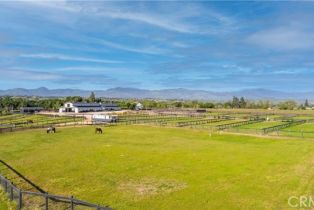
[95,127,103,134]
[47,127,56,134]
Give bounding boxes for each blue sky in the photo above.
[1,1,314,92]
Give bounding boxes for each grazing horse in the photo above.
[95,127,103,134]
[47,127,56,134]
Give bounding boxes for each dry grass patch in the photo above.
[118,178,187,198]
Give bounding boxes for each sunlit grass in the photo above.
[0,125,314,209]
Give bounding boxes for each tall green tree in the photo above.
[89,92,96,102]
[305,99,310,107]
[239,97,247,108]
[232,96,240,108]
[278,100,297,110]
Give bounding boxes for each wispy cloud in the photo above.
[0,69,62,81]
[18,1,195,33]
[95,39,168,55]
[100,11,196,34]
[246,27,314,51]
[0,67,137,88]
[54,66,143,76]
[20,53,122,64]
[20,1,235,35]
[2,1,314,91]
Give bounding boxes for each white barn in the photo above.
[59,102,120,113]
[59,102,103,113]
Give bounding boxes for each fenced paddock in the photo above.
[0,114,85,134]
[3,111,314,138]
[218,119,309,136]
[117,114,207,126]
[237,121,285,130]
[216,119,265,130]
[0,120,115,134]
[1,125,314,209]
[274,122,314,138]
[261,120,306,134]
[175,118,228,127]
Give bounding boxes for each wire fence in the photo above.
[0,160,111,210]
[0,120,117,134]
[221,127,314,139]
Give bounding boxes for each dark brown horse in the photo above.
[47,127,56,134]
[95,127,103,134]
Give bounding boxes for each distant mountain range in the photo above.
[0,87,312,101]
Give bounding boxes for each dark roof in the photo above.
[102,103,119,107]
[20,107,43,110]
[72,102,102,107]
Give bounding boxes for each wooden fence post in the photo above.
[18,190,22,210]
[4,180,7,192]
[10,184,13,200]
[71,195,74,210]
[45,192,49,210]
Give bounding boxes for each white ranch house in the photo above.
[135,103,144,110]
[59,102,120,113]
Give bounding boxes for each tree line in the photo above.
[0,93,312,114]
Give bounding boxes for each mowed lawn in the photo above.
[0,125,314,209]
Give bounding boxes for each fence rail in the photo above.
[0,120,115,134]
[0,160,111,210]
[262,120,306,134]
[175,118,227,127]
[216,119,265,130]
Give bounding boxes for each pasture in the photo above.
[1,125,314,209]
[0,189,15,210]
[0,114,83,133]
[279,123,314,138]
[238,121,285,129]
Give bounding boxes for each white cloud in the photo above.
[1,69,62,81]
[95,39,167,55]
[246,27,314,50]
[20,53,122,64]
[55,66,143,76]
[19,1,235,35]
[101,11,195,34]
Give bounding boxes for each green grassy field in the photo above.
[1,125,314,209]
[0,189,15,210]
[0,114,82,130]
[292,116,314,120]
[238,121,285,130]
[278,123,314,138]
[282,123,314,132]
[207,119,244,127]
